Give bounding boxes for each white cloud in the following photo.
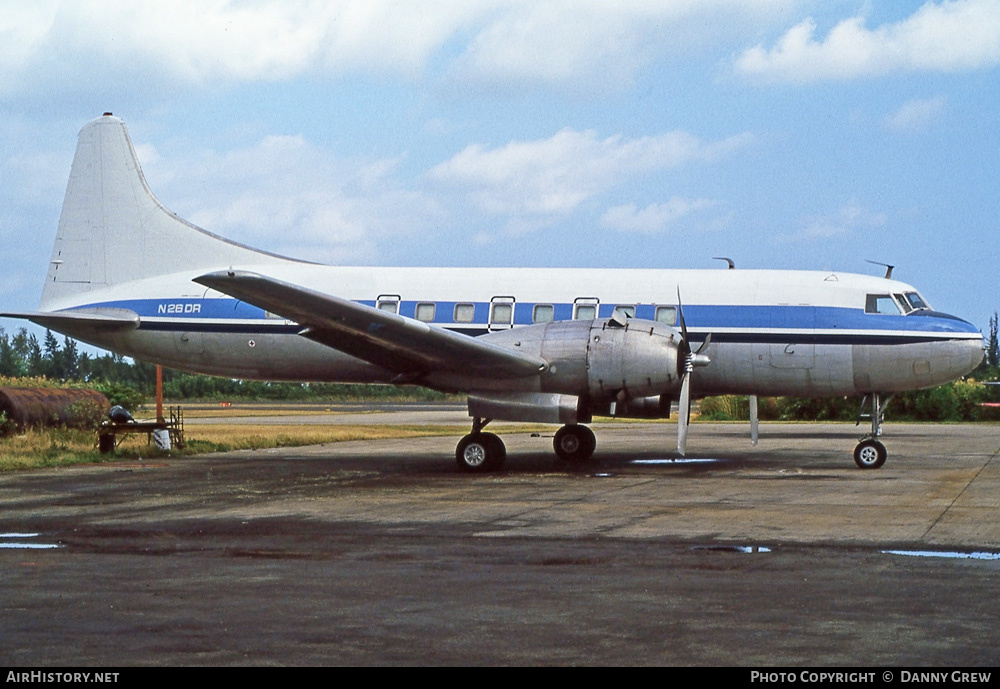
[0,2,59,72]
[427,128,751,219]
[781,201,887,242]
[600,198,713,234]
[452,0,797,90]
[0,0,484,91]
[451,1,662,91]
[883,96,947,130]
[142,133,441,264]
[0,0,797,94]
[735,0,1000,83]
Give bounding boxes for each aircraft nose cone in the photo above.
[937,314,985,375]
[961,335,986,372]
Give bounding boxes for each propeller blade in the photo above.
[677,371,691,455]
[749,394,759,446]
[678,289,712,362]
[676,287,689,346]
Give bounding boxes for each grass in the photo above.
[0,402,559,471]
[0,401,741,471]
[0,427,113,471]
[0,424,480,471]
[180,423,476,452]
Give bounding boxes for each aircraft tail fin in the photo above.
[40,114,298,310]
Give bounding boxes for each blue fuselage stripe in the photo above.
[75,297,981,341]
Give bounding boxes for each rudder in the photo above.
[40,114,294,310]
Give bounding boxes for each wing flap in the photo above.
[193,270,547,379]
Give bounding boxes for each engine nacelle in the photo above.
[479,317,684,415]
[605,394,674,419]
[583,318,682,401]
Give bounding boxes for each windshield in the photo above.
[904,292,930,311]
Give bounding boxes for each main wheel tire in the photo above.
[553,424,597,462]
[456,432,506,472]
[853,439,887,469]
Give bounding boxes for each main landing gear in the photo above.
[854,393,892,469]
[456,419,598,471]
[552,424,596,462]
[456,417,506,472]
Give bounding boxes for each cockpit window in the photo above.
[893,294,913,314]
[865,294,902,315]
[905,292,929,311]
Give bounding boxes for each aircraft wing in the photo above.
[194,270,548,380]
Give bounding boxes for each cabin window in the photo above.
[574,304,597,320]
[454,303,475,323]
[376,295,400,314]
[655,306,677,325]
[612,305,635,320]
[533,304,554,323]
[491,303,512,324]
[865,294,902,315]
[415,303,436,322]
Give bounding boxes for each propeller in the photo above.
[676,289,712,455]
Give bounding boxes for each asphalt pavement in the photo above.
[1,417,998,666]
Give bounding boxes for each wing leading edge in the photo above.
[193,270,548,382]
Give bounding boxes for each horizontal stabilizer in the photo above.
[1,308,140,339]
[194,270,548,380]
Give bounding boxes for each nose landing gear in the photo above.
[854,393,892,469]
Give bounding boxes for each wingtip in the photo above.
[193,269,261,287]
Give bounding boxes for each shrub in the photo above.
[698,395,780,421]
[90,381,146,413]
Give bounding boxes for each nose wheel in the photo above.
[853,438,887,469]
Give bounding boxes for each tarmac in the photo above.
[1,414,998,666]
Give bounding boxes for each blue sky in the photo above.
[2,0,999,343]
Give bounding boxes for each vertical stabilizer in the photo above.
[40,114,296,310]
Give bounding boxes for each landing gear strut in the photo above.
[553,424,597,462]
[456,417,506,472]
[854,393,891,469]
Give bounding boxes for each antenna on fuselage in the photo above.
[865,260,895,279]
[713,257,735,269]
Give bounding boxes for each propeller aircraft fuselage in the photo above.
[3,115,985,470]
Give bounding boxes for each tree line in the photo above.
[0,327,453,410]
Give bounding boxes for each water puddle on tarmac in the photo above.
[882,550,1000,561]
[691,545,772,554]
[0,533,62,550]
[631,458,723,465]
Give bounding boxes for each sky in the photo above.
[1,0,999,345]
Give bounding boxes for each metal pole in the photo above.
[156,365,163,423]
